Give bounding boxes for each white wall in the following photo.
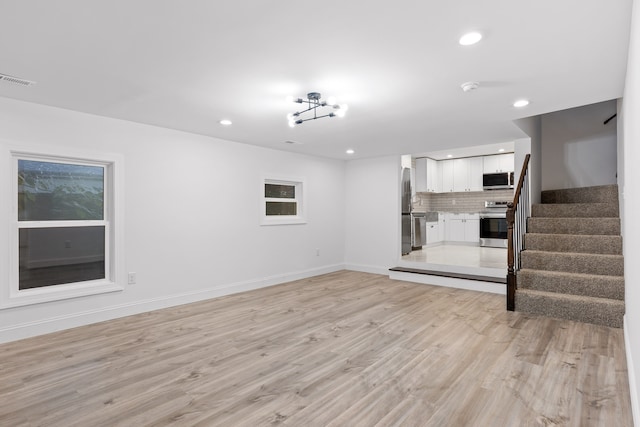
[0,98,346,343]
[617,98,625,238]
[622,0,640,423]
[514,115,542,205]
[344,155,400,274]
[541,100,618,191]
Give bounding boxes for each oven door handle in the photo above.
[480,214,507,219]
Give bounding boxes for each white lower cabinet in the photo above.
[426,222,440,244]
[443,213,479,243]
[445,213,465,241]
[463,214,479,243]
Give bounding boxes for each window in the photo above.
[261,177,306,225]
[6,150,124,308]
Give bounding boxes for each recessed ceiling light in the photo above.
[219,119,232,126]
[461,81,480,92]
[513,99,529,108]
[346,149,355,155]
[498,148,505,152]
[459,32,482,46]
[447,154,453,158]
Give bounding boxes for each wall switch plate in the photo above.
[316,248,320,256]
[127,272,136,284]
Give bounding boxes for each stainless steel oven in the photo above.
[479,201,508,248]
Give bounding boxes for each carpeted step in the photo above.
[518,269,624,300]
[527,217,620,235]
[520,250,624,276]
[541,185,619,205]
[531,203,618,218]
[524,233,622,255]
[516,288,624,328]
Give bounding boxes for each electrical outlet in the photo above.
[127,272,136,285]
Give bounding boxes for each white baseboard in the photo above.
[625,314,639,427]
[388,270,506,295]
[0,263,345,344]
[344,263,390,276]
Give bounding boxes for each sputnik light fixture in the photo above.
[287,92,347,127]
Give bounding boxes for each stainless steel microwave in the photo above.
[483,172,514,190]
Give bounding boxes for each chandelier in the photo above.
[287,92,348,127]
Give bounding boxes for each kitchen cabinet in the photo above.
[426,222,440,244]
[444,213,480,243]
[445,213,466,241]
[463,213,480,243]
[483,153,514,174]
[428,158,440,193]
[420,154,509,194]
[453,157,483,192]
[415,158,439,193]
[440,160,454,192]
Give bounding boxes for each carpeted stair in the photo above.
[515,185,625,328]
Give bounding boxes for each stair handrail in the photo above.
[506,154,531,311]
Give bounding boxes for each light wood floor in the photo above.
[0,271,632,426]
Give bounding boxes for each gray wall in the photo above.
[541,100,618,191]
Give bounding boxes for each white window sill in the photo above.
[1,280,124,309]
[260,216,307,226]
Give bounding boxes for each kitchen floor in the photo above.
[401,244,507,269]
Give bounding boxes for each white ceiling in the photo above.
[0,0,633,160]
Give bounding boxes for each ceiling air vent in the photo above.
[0,73,36,87]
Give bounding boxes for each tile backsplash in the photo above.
[412,189,513,213]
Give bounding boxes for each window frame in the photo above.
[4,148,124,308]
[260,176,307,226]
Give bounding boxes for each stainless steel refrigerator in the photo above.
[401,168,412,255]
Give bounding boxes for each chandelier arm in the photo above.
[295,113,336,124]
[293,105,321,116]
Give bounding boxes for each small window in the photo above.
[261,178,306,225]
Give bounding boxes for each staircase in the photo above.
[515,185,625,328]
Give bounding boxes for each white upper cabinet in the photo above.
[417,153,511,194]
[483,153,514,174]
[427,158,440,193]
[415,158,440,193]
[468,157,484,191]
[441,159,455,192]
[453,157,483,192]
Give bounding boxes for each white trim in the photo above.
[395,259,506,279]
[0,263,345,344]
[344,263,392,276]
[388,270,506,295]
[2,282,124,309]
[625,314,639,427]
